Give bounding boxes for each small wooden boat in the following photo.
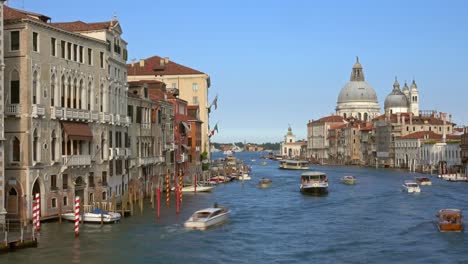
[257,178,272,188]
[341,175,356,185]
[300,171,328,195]
[416,177,432,186]
[402,180,421,193]
[279,160,309,170]
[184,206,230,230]
[61,209,121,223]
[436,209,463,232]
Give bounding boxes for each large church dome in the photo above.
[335,57,380,121]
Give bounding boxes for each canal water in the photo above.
[3,152,468,263]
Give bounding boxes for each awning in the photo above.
[181,144,191,151]
[62,122,93,141]
[181,121,191,133]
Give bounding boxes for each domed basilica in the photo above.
[336,57,419,120]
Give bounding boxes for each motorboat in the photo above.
[279,160,310,170]
[416,177,432,186]
[260,161,268,166]
[172,184,214,193]
[341,175,357,185]
[257,178,272,188]
[61,209,121,223]
[184,206,230,230]
[223,150,233,156]
[402,180,421,193]
[300,171,328,195]
[436,209,463,232]
[238,173,252,181]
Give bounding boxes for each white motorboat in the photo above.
[416,177,432,186]
[61,209,121,223]
[341,175,357,185]
[402,180,421,193]
[184,206,230,230]
[238,173,252,181]
[181,184,214,192]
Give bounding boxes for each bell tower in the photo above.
[410,80,419,116]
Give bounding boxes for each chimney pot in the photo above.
[139,59,145,67]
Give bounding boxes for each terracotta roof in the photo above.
[4,6,50,22]
[310,115,346,125]
[373,113,453,126]
[51,20,118,32]
[400,131,460,140]
[127,55,205,76]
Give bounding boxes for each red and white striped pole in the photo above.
[74,196,80,237]
[32,200,37,230]
[34,193,40,231]
[156,187,161,219]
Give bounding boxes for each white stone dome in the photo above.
[337,81,378,104]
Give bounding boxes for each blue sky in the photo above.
[10,0,468,143]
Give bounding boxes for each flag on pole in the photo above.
[208,122,219,138]
[212,95,218,110]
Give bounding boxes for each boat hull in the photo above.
[181,185,214,192]
[300,186,328,195]
[438,223,463,232]
[279,165,309,170]
[341,178,356,185]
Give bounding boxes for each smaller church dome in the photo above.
[384,79,409,109]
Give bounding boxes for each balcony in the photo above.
[108,148,115,159]
[91,111,99,122]
[61,108,91,122]
[125,116,131,127]
[115,115,121,125]
[156,156,166,164]
[100,112,111,123]
[139,156,156,166]
[125,148,131,157]
[141,123,151,129]
[62,155,91,167]
[115,148,125,158]
[32,104,45,118]
[6,104,21,116]
[51,106,63,119]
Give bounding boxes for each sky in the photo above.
[9,0,468,143]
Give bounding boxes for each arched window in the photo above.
[61,75,66,107]
[33,129,39,162]
[358,113,362,120]
[12,137,20,162]
[100,84,104,112]
[51,130,57,162]
[67,77,72,107]
[32,71,38,104]
[73,78,78,108]
[364,113,368,121]
[88,81,92,110]
[101,133,106,160]
[10,70,20,104]
[79,79,84,109]
[343,113,347,119]
[50,74,56,106]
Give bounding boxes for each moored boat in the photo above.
[300,171,328,195]
[179,184,214,192]
[341,175,357,185]
[279,160,309,170]
[257,178,272,188]
[436,209,463,232]
[61,209,121,223]
[416,177,432,186]
[184,206,230,230]
[238,173,252,181]
[402,180,421,193]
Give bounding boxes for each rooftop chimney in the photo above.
[131,59,135,67]
[397,113,401,125]
[409,112,413,125]
[139,59,145,67]
[164,57,169,64]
